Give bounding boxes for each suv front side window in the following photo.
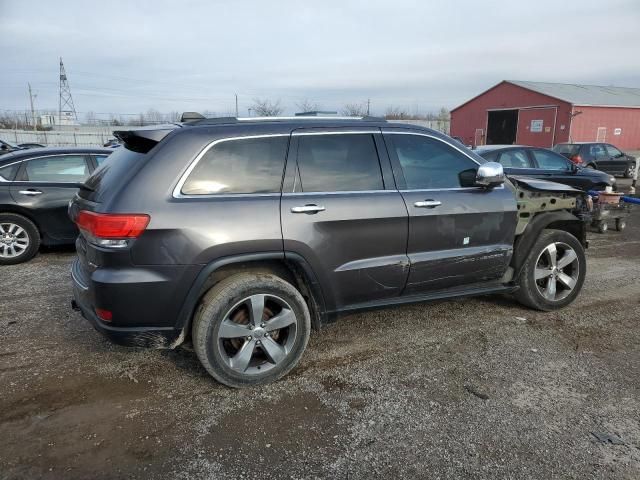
[605,144,623,158]
[181,136,289,195]
[390,134,478,189]
[296,133,384,192]
[23,155,90,182]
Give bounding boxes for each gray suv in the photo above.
[70,117,590,387]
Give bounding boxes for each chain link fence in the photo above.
[0,128,113,147]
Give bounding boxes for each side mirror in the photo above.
[476,162,505,188]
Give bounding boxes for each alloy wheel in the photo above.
[534,242,579,301]
[217,294,298,375]
[0,223,30,259]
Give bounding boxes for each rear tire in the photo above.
[192,272,311,388]
[0,213,40,265]
[514,229,586,311]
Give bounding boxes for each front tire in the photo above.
[0,213,40,265]
[192,273,311,388]
[514,229,586,311]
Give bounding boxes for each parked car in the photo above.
[69,117,591,387]
[0,139,24,155]
[476,145,615,191]
[18,142,46,149]
[553,142,636,178]
[0,146,112,264]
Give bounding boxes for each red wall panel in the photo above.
[570,106,640,150]
[516,108,557,148]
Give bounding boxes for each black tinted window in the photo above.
[0,163,19,181]
[24,155,89,182]
[392,134,477,189]
[296,134,383,192]
[498,149,533,168]
[605,145,623,157]
[182,136,288,195]
[531,150,569,170]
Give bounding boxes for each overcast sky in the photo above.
[1,0,639,119]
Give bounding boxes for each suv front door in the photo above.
[383,129,518,295]
[10,154,92,242]
[281,128,409,311]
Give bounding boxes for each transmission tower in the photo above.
[58,57,78,125]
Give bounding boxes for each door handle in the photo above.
[414,200,441,208]
[19,189,43,196]
[291,204,325,214]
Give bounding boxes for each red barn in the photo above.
[450,80,640,150]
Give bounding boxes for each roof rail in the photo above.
[181,113,388,126]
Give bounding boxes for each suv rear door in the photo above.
[280,128,409,311]
[10,153,92,241]
[383,129,517,294]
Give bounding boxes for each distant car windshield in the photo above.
[553,144,580,156]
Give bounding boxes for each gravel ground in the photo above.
[1,180,639,480]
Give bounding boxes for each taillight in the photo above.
[569,155,583,165]
[95,308,113,322]
[76,210,149,248]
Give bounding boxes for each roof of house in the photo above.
[508,80,640,107]
[451,80,640,112]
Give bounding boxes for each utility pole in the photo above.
[28,83,37,132]
[366,98,370,116]
[235,94,239,117]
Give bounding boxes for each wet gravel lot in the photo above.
[1,182,639,479]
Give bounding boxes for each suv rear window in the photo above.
[296,134,384,192]
[181,136,288,195]
[553,144,580,156]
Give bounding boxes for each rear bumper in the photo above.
[71,257,187,348]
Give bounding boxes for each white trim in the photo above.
[172,134,290,199]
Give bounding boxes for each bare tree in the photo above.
[250,98,283,117]
[340,102,367,116]
[384,106,410,120]
[295,99,321,113]
[85,111,97,125]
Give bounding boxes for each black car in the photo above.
[69,116,590,387]
[553,142,636,178]
[0,139,24,155]
[475,145,615,191]
[0,146,112,264]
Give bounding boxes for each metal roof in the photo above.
[508,80,640,107]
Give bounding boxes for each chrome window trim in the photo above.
[385,130,482,166]
[9,153,92,184]
[282,190,394,196]
[173,134,290,199]
[292,130,380,136]
[399,185,504,193]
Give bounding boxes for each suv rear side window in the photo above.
[23,155,90,182]
[391,134,478,189]
[296,134,383,192]
[181,136,289,195]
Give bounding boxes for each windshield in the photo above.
[553,144,580,156]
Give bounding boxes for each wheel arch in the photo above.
[512,211,586,280]
[0,205,42,237]
[175,252,328,345]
